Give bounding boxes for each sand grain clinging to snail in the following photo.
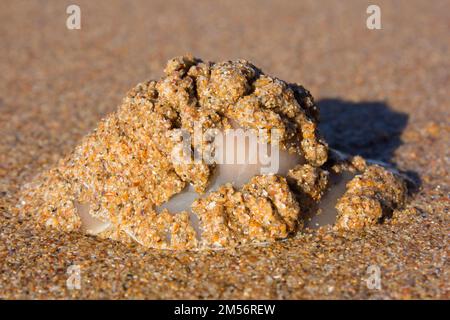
[19,56,408,250]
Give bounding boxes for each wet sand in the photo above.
[0,0,448,299]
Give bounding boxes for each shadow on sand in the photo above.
[317,98,420,189]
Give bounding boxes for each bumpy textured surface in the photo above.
[19,55,409,250]
[1,0,448,299]
[19,56,330,249]
[193,176,300,247]
[288,164,329,202]
[336,165,407,230]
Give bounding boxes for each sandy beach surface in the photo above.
[0,0,448,299]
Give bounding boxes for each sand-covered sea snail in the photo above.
[19,56,407,250]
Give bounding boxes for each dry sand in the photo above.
[0,0,448,299]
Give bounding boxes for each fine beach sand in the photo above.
[0,0,448,299]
